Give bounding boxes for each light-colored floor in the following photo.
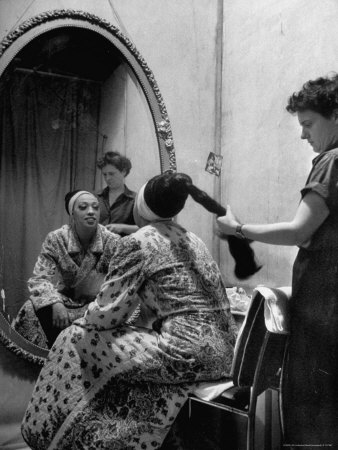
[0,344,38,450]
[0,424,30,450]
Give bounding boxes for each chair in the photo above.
[187,286,290,450]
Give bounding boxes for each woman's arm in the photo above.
[217,191,329,246]
[28,235,69,310]
[28,234,71,329]
[82,274,142,329]
[80,237,145,329]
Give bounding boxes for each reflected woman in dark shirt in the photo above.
[96,151,138,236]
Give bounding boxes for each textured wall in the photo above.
[219,0,338,289]
[2,0,338,293]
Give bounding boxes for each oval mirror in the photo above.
[0,10,176,364]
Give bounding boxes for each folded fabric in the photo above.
[192,286,292,402]
[255,286,291,335]
[193,380,234,401]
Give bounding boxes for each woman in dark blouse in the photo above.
[217,73,338,448]
[96,151,138,236]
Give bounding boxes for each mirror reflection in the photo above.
[0,26,161,342]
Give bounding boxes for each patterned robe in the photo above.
[21,221,237,450]
[12,224,119,348]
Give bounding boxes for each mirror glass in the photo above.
[0,15,175,356]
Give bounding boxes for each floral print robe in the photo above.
[22,221,237,449]
[12,224,119,348]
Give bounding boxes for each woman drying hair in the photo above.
[141,171,260,279]
[218,73,338,447]
[22,172,238,450]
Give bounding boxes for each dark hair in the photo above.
[64,190,97,215]
[286,73,338,117]
[144,172,261,279]
[96,151,132,175]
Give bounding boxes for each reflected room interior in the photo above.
[0,26,160,322]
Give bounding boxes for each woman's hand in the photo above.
[52,302,70,330]
[216,205,241,236]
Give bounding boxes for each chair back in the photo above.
[231,290,287,394]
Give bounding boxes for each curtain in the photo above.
[0,71,101,318]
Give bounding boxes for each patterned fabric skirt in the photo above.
[21,319,232,449]
[12,300,91,349]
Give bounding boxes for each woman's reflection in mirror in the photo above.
[96,151,139,236]
[11,190,120,349]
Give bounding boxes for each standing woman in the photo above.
[96,151,138,236]
[217,73,338,447]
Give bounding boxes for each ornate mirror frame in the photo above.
[0,9,177,364]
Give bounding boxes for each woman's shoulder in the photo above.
[326,148,338,160]
[316,148,338,164]
[147,221,203,246]
[327,147,338,156]
[45,224,70,240]
[40,225,71,253]
[126,222,171,244]
[148,221,186,234]
[124,185,136,198]
[310,148,338,177]
[97,224,120,242]
[96,186,109,197]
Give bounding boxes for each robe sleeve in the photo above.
[80,236,145,330]
[28,233,69,311]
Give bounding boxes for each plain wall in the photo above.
[219,0,338,289]
[98,63,160,192]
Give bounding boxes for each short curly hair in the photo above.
[96,151,132,176]
[286,73,338,118]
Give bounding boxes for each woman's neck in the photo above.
[108,186,124,205]
[74,226,95,250]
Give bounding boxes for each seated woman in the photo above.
[21,172,238,450]
[97,151,139,236]
[12,190,120,349]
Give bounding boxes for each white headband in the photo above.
[136,184,171,221]
[68,191,93,215]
